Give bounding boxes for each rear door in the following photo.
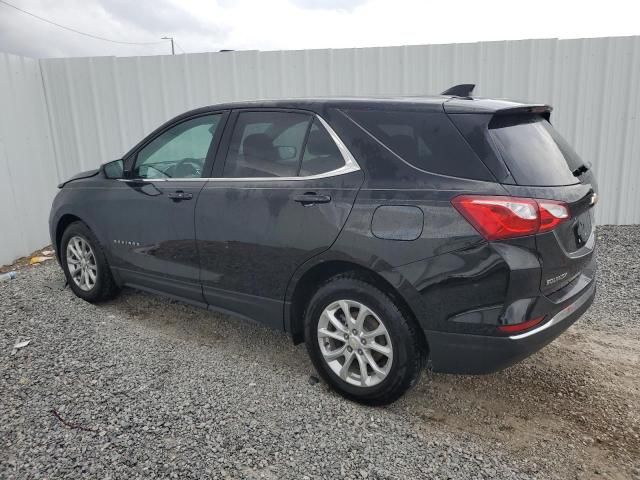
[450,112,597,296]
[195,109,364,329]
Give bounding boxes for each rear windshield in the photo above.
[343,109,493,181]
[488,115,583,186]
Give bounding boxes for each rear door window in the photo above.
[223,111,311,178]
[488,115,581,186]
[299,119,345,176]
[343,109,493,181]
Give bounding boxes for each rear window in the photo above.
[488,115,582,186]
[343,109,493,181]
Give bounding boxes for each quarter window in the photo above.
[344,109,491,180]
[135,114,222,179]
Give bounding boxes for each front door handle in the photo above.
[167,190,193,201]
[292,192,332,206]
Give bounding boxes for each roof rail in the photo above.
[441,83,475,97]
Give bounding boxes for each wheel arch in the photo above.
[55,213,83,261]
[286,259,428,354]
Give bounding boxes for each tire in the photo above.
[305,274,425,405]
[60,221,119,302]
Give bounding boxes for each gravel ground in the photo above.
[1,225,639,479]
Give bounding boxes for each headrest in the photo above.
[242,133,274,156]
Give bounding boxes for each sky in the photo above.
[1,0,639,58]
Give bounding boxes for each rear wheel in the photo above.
[60,222,119,302]
[305,275,425,405]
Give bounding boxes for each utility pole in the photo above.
[161,36,175,55]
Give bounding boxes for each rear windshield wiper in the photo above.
[572,164,590,177]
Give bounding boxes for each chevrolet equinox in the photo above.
[49,85,597,404]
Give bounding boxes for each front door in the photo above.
[195,110,363,328]
[106,112,227,303]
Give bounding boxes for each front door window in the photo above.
[134,114,222,179]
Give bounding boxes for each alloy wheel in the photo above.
[317,299,393,387]
[66,235,98,292]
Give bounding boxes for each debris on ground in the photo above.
[0,245,54,273]
[11,339,31,355]
[0,271,17,282]
[29,256,54,265]
[51,409,97,432]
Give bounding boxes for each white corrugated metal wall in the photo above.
[1,37,639,265]
[0,53,58,265]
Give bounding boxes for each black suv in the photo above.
[49,85,597,404]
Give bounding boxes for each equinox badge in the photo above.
[546,272,568,286]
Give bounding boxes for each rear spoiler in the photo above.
[493,105,552,120]
[444,97,553,121]
[441,83,552,119]
[440,84,552,117]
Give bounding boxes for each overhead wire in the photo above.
[0,0,164,46]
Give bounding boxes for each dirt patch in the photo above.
[402,325,640,479]
[105,290,228,346]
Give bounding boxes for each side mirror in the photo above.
[103,159,125,179]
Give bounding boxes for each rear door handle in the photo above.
[292,192,331,206]
[167,190,193,201]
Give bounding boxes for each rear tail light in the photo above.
[538,200,570,232]
[451,195,570,241]
[497,316,545,334]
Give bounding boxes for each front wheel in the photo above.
[305,275,425,405]
[60,221,119,302]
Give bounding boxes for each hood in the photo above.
[57,167,101,188]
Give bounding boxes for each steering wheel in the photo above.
[174,158,203,178]
[141,164,170,178]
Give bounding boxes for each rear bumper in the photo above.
[426,280,596,374]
